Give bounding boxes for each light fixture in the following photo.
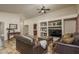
[41,10,44,13]
[37,5,50,14]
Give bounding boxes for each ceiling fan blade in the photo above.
[37,9,40,10]
[44,10,46,13]
[45,9,50,10]
[42,6,45,9]
[41,6,45,10]
[38,11,41,13]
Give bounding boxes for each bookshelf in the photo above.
[40,22,47,38]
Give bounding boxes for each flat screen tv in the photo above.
[49,29,62,37]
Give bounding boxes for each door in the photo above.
[33,24,37,36]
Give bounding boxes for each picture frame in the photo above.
[9,24,17,29]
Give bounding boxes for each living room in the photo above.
[0,4,79,54]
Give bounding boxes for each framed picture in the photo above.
[9,24,17,29]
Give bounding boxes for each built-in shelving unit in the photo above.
[48,20,62,30]
[40,20,62,38]
[48,20,62,28]
[40,22,47,38]
[48,20,62,37]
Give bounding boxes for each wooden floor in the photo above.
[0,38,20,54]
[0,38,54,54]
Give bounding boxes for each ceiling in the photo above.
[0,4,75,19]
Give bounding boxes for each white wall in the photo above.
[0,12,21,40]
[76,5,79,13]
[24,5,78,37]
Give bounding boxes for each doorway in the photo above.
[23,25,29,36]
[0,22,4,48]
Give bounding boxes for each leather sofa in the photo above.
[55,33,79,54]
[15,35,46,54]
[55,42,79,54]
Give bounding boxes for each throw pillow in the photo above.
[62,37,74,44]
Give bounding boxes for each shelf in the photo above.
[48,26,62,28]
[40,26,47,27]
[33,29,37,31]
[41,36,47,38]
[48,20,62,28]
[40,22,47,27]
[40,31,47,33]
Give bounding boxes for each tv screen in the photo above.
[49,29,62,37]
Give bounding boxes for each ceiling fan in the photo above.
[37,6,50,14]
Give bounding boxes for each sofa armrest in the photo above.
[56,42,79,48]
[55,42,79,54]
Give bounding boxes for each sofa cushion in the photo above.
[62,33,74,44]
[62,33,73,39]
[22,35,33,43]
[15,35,34,45]
[62,37,74,44]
